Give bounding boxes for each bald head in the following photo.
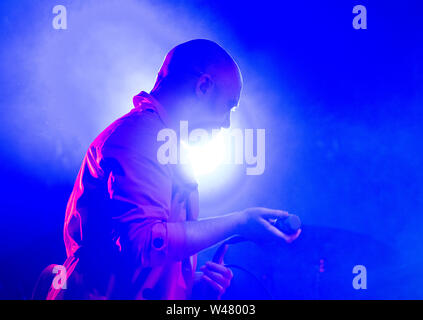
[154,39,240,86]
[151,39,242,130]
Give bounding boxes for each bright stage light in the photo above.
[182,131,227,178]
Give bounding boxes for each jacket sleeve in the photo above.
[99,112,185,268]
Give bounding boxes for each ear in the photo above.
[195,74,214,97]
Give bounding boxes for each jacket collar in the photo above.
[133,91,171,127]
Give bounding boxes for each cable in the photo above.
[223,263,274,300]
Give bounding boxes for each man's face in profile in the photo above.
[187,66,242,132]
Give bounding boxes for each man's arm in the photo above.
[166,207,299,261]
[166,211,242,260]
[101,113,299,267]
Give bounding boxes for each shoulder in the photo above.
[94,108,168,159]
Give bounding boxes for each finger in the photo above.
[259,208,289,219]
[202,263,233,282]
[204,262,233,278]
[201,268,228,287]
[284,228,302,243]
[261,218,291,241]
[202,275,224,295]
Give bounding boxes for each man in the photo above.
[46,39,300,300]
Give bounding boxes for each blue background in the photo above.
[0,0,421,299]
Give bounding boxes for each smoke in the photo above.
[0,0,227,180]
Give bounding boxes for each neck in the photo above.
[150,87,181,130]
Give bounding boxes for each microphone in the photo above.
[273,214,302,235]
[212,214,302,263]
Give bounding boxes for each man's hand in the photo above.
[191,262,233,299]
[238,207,301,243]
[165,207,300,263]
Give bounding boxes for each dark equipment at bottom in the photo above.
[198,225,406,299]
